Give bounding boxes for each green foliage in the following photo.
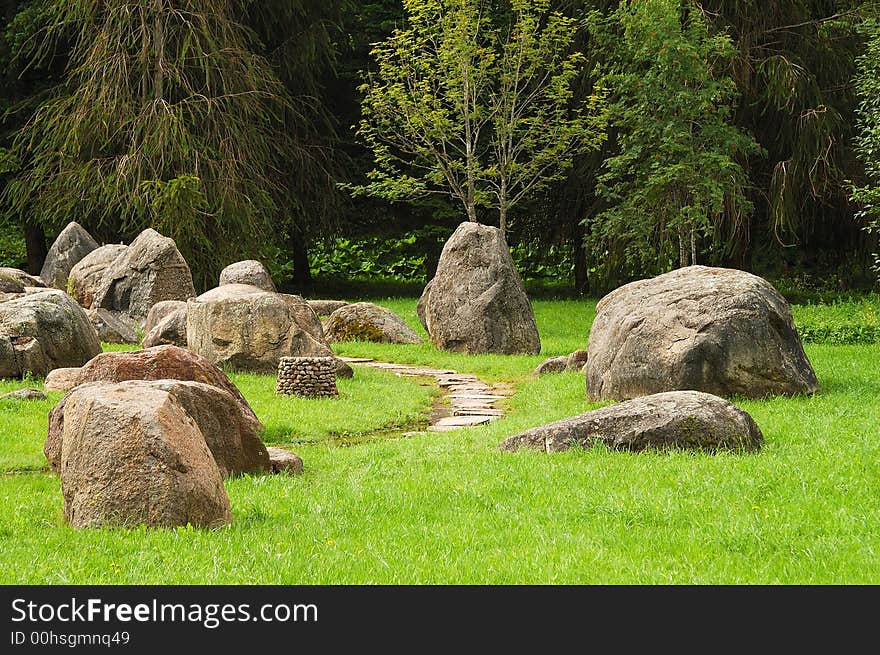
[589,0,762,272]
[310,234,433,282]
[1,0,339,288]
[852,18,880,278]
[348,0,607,230]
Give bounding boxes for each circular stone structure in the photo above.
[276,356,339,398]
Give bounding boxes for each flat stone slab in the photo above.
[453,407,504,417]
[338,357,375,363]
[432,415,494,428]
[449,393,506,401]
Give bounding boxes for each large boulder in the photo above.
[323,302,423,345]
[47,380,269,478]
[0,267,46,290]
[586,266,819,401]
[418,222,540,354]
[62,345,260,427]
[142,308,187,348]
[57,382,232,528]
[144,300,188,335]
[187,284,332,373]
[500,390,763,453]
[39,222,99,289]
[219,260,275,292]
[85,308,140,344]
[67,244,128,308]
[93,228,196,322]
[0,289,101,378]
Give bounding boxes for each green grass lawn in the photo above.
[0,297,878,583]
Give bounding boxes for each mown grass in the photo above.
[0,298,878,584]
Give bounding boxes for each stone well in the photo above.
[276,356,338,398]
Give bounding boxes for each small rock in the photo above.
[565,350,589,371]
[267,447,304,475]
[219,260,276,292]
[534,356,568,376]
[85,308,141,344]
[307,300,349,316]
[324,302,423,345]
[142,308,187,348]
[144,300,187,334]
[44,367,82,392]
[1,388,48,401]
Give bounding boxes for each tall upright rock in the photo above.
[93,229,196,322]
[418,222,540,354]
[39,222,99,289]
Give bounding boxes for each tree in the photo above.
[589,0,761,272]
[852,17,880,279]
[2,0,340,288]
[348,0,607,237]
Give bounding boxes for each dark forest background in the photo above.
[2,1,879,297]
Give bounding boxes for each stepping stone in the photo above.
[345,358,509,435]
[449,393,505,401]
[429,415,494,430]
[453,407,504,417]
[452,398,502,408]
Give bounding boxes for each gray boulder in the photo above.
[267,447,304,475]
[94,228,196,322]
[586,266,819,401]
[308,300,349,317]
[57,382,232,528]
[219,260,275,292]
[500,390,763,453]
[86,308,140,344]
[534,356,568,376]
[1,388,48,401]
[0,267,46,290]
[39,222,99,289]
[142,308,187,348]
[418,222,540,354]
[144,300,187,335]
[67,244,128,308]
[186,284,332,373]
[0,289,102,378]
[324,302,423,345]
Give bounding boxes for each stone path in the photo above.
[339,357,512,433]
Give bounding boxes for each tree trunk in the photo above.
[23,220,47,275]
[290,236,313,295]
[690,226,697,266]
[678,229,687,269]
[574,232,588,296]
[499,206,507,238]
